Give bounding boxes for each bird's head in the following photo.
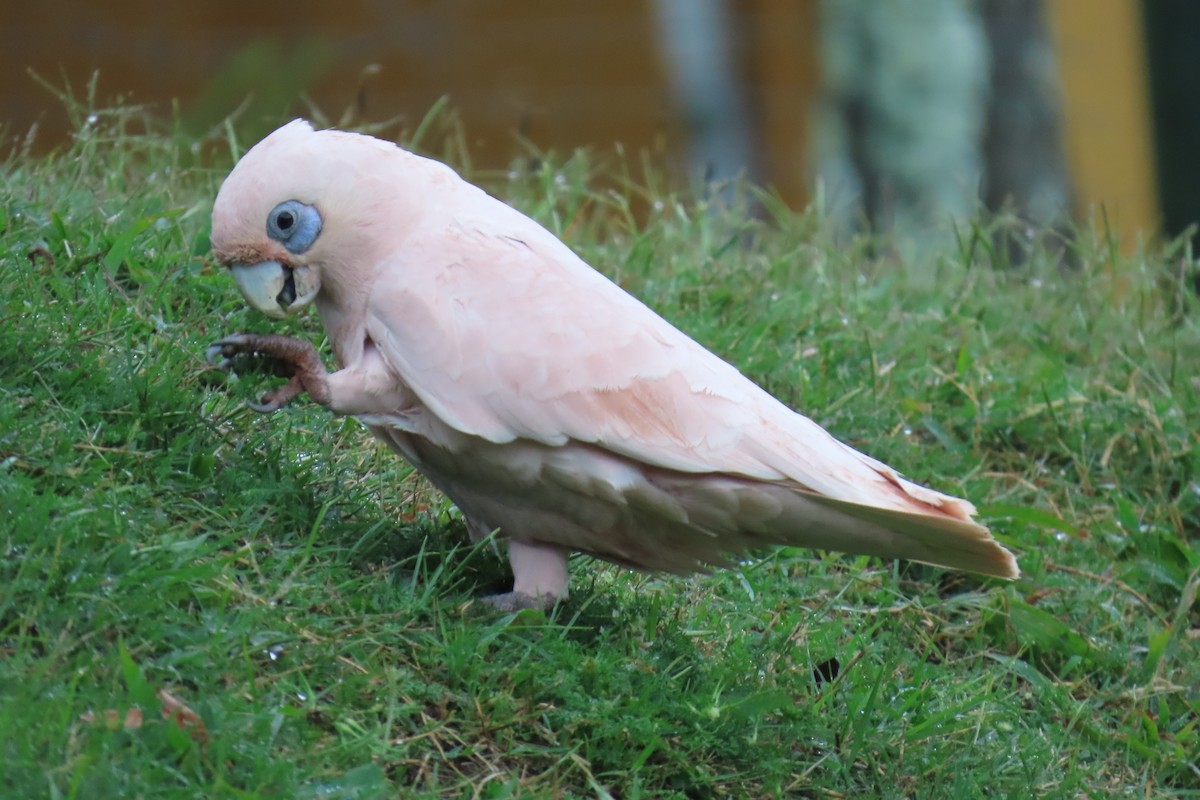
[210,119,415,319]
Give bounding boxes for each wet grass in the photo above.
[1,107,1198,798]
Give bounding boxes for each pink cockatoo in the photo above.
[208,120,1018,610]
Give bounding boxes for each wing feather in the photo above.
[364,193,970,523]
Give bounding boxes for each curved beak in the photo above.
[230,261,319,319]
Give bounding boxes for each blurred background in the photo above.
[4,0,1195,254]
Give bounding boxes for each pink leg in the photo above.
[483,540,570,612]
[509,540,570,600]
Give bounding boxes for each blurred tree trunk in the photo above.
[818,0,987,257]
[980,0,1072,225]
[816,0,1073,264]
[653,0,757,198]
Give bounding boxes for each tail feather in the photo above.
[649,472,1020,579]
[802,492,1019,579]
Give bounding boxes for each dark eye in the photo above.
[267,200,322,254]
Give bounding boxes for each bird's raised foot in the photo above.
[207,333,314,369]
[206,333,330,411]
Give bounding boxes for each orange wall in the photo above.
[1047,0,1159,243]
[2,2,672,162]
[2,1,820,205]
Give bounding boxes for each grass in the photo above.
[1,104,1198,798]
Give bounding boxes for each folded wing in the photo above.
[363,195,1018,578]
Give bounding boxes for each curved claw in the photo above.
[206,347,233,370]
[248,397,287,413]
[244,376,307,412]
[206,334,252,367]
[246,375,304,413]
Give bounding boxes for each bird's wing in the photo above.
[363,199,973,523]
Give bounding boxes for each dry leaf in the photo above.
[158,688,209,744]
[78,707,143,730]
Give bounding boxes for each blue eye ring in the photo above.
[267,200,322,254]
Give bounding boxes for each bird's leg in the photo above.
[207,333,331,412]
[483,540,570,612]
